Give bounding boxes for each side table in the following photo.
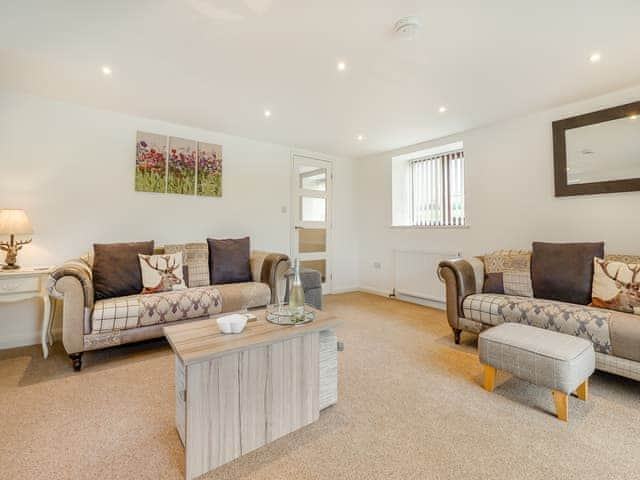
[0,266,55,358]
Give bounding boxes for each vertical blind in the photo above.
[411,150,465,226]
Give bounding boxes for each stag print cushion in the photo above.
[139,253,187,294]
[592,258,640,315]
[483,250,533,297]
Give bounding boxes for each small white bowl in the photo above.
[216,314,248,334]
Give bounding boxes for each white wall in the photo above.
[356,84,640,296]
[0,90,358,348]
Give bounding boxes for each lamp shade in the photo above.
[0,209,34,235]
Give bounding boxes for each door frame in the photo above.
[290,149,335,294]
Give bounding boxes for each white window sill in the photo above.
[390,225,470,230]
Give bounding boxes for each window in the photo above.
[392,142,465,227]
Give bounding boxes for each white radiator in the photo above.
[393,250,461,303]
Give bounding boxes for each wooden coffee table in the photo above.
[164,308,341,480]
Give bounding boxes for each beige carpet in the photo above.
[1,292,639,480]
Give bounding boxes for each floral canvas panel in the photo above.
[168,137,197,195]
[135,131,167,193]
[197,142,222,197]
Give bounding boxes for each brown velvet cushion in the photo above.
[531,241,604,305]
[93,241,154,300]
[483,272,505,294]
[207,237,251,284]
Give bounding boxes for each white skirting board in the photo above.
[357,286,446,311]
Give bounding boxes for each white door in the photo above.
[291,154,332,293]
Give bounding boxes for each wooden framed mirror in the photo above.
[552,101,640,197]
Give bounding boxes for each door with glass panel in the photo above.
[291,155,332,293]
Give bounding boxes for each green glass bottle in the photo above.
[289,259,305,322]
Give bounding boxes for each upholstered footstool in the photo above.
[478,323,595,421]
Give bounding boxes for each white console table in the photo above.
[0,267,55,357]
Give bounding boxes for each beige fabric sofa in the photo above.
[438,254,640,382]
[49,244,289,370]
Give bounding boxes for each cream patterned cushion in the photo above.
[483,250,533,297]
[165,243,210,287]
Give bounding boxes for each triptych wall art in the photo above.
[135,131,222,197]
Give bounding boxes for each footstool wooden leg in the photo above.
[483,365,496,392]
[576,380,588,401]
[552,391,568,422]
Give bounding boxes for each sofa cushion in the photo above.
[592,257,640,315]
[531,241,604,305]
[138,286,222,327]
[164,243,210,288]
[91,286,222,333]
[207,237,251,284]
[215,282,271,312]
[139,253,187,294]
[483,250,532,297]
[462,293,613,355]
[93,241,154,301]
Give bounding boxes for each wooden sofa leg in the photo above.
[69,353,83,372]
[453,328,462,344]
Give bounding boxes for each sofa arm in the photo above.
[250,251,290,303]
[48,259,94,354]
[437,258,483,330]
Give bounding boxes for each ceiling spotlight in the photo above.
[438,106,447,113]
[337,61,347,72]
[356,134,365,141]
[630,114,638,120]
[589,52,601,63]
[264,109,272,118]
[101,65,112,76]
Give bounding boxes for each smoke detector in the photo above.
[394,16,421,38]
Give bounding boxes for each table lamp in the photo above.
[0,209,34,270]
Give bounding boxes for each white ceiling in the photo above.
[2,0,640,158]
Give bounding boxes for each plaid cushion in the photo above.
[165,243,210,287]
[483,250,533,297]
[92,295,140,333]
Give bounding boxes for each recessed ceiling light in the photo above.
[101,65,112,76]
[631,114,638,120]
[264,109,272,118]
[337,61,347,72]
[356,134,365,141]
[589,52,601,63]
[438,106,447,113]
